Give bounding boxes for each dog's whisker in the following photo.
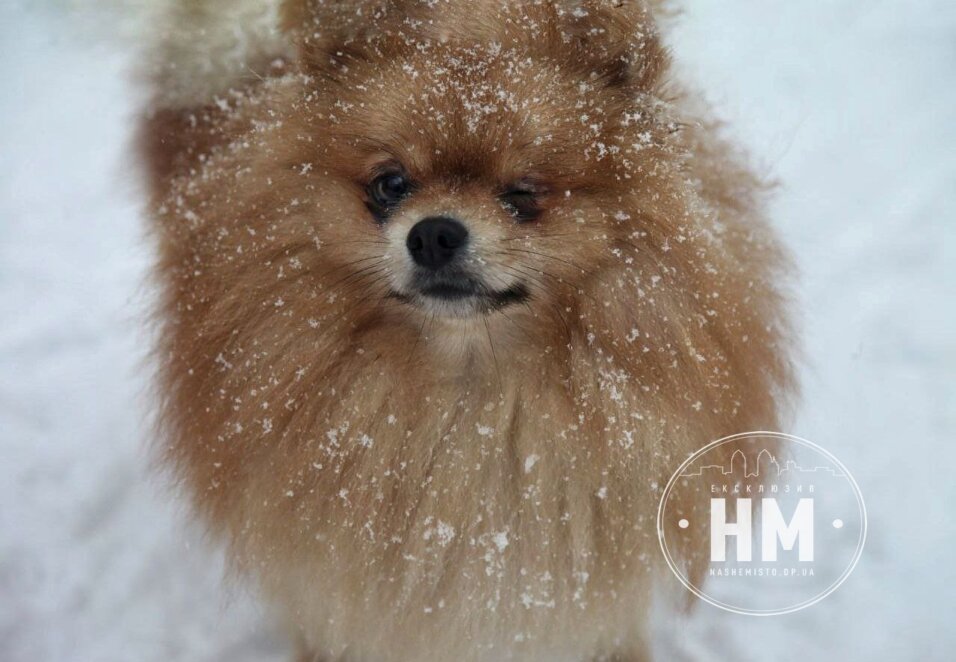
[501,247,589,274]
[312,254,387,285]
[495,306,537,347]
[482,315,503,393]
[496,263,578,340]
[322,260,388,293]
[405,312,430,367]
[499,249,611,298]
[324,239,390,247]
[333,277,398,315]
[499,263,551,294]
[500,232,579,242]
[502,258,603,308]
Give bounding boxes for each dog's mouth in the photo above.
[390,278,529,315]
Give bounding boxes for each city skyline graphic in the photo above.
[680,448,846,479]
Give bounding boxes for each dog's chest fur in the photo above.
[230,337,673,660]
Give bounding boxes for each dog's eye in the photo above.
[500,187,542,223]
[368,172,412,217]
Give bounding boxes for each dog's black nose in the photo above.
[406,217,469,270]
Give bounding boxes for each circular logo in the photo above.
[657,431,866,616]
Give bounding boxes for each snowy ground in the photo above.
[1,1,953,660]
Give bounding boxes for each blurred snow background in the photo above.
[0,0,953,660]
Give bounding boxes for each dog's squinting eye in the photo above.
[368,172,412,218]
[500,188,542,223]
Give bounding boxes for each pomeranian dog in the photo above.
[139,0,795,659]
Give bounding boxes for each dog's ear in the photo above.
[281,0,422,79]
[547,0,669,91]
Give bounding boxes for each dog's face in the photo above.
[331,44,647,321]
[257,3,679,349]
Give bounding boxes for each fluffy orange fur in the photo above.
[140,1,795,660]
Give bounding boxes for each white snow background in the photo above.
[1,1,953,660]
